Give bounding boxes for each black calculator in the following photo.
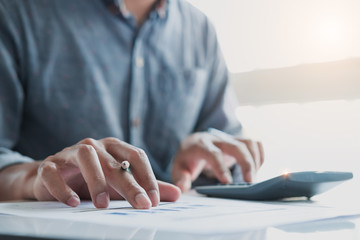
[195,171,353,200]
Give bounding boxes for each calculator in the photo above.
[195,171,353,200]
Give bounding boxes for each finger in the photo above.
[80,143,151,209]
[257,141,265,166]
[171,151,207,192]
[216,141,255,183]
[102,138,159,207]
[200,140,233,184]
[71,143,109,208]
[37,160,80,207]
[158,180,181,202]
[123,148,159,206]
[173,169,192,192]
[238,139,261,170]
[104,161,152,209]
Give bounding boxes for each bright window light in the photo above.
[235,100,360,180]
[187,0,360,72]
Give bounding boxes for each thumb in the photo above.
[157,180,181,202]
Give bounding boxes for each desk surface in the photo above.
[0,215,359,240]
[1,181,359,240]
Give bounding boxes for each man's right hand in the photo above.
[0,137,181,209]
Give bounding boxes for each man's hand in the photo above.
[171,132,264,192]
[1,137,180,209]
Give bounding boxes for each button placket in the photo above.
[136,57,144,68]
[128,38,146,144]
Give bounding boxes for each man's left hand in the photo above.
[171,132,264,192]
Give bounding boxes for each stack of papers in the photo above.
[1,193,360,235]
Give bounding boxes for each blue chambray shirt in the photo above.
[0,0,242,182]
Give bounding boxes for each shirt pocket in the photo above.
[157,68,207,99]
[152,67,208,127]
[145,68,208,170]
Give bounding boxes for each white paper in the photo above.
[1,193,360,234]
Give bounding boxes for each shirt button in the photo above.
[136,57,144,68]
[132,118,140,127]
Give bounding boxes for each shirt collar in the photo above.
[104,0,168,20]
[117,0,131,18]
[155,0,168,19]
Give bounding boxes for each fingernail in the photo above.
[135,193,151,209]
[67,195,80,207]
[96,192,109,208]
[147,190,159,207]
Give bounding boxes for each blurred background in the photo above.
[187,0,360,188]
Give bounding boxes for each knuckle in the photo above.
[209,147,222,155]
[104,137,121,145]
[243,139,253,144]
[226,141,242,152]
[209,149,222,161]
[198,137,207,146]
[234,142,248,152]
[44,155,56,163]
[188,144,201,153]
[61,146,72,152]
[77,144,96,155]
[38,161,57,177]
[103,138,123,152]
[79,137,96,146]
[239,139,254,149]
[102,159,120,173]
[130,148,147,161]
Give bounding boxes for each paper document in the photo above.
[1,193,360,234]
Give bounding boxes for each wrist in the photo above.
[0,161,40,200]
[22,161,41,200]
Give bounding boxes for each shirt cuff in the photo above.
[0,147,34,170]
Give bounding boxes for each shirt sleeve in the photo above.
[194,18,242,136]
[0,2,34,170]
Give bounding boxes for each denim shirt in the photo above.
[0,0,242,181]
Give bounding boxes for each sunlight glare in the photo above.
[317,17,345,47]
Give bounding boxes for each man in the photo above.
[0,0,264,209]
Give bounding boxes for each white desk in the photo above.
[1,216,359,240]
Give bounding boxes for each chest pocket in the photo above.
[145,68,208,170]
[153,68,207,128]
